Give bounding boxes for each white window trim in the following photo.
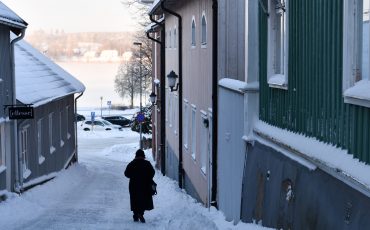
[201,11,207,48]
[49,112,55,154]
[60,110,64,147]
[267,0,289,90]
[20,125,31,179]
[343,0,370,108]
[66,106,71,139]
[200,110,208,175]
[37,119,45,165]
[174,94,178,135]
[183,99,189,150]
[191,104,197,161]
[0,125,5,168]
[191,16,197,48]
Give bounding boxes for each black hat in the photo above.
[135,149,145,158]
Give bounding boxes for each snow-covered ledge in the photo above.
[254,120,370,198]
[343,80,370,108]
[268,74,288,90]
[218,78,259,94]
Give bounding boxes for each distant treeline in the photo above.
[25,30,135,61]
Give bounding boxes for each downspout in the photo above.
[10,29,26,193]
[147,14,167,175]
[161,2,183,188]
[211,0,218,208]
[74,92,84,163]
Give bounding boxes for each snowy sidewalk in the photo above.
[0,129,269,230]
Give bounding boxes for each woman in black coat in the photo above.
[124,149,155,223]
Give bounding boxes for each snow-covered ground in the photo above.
[0,128,270,230]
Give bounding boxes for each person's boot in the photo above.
[133,214,139,222]
[138,215,145,223]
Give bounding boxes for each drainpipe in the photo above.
[211,0,218,208]
[10,29,26,193]
[148,14,167,175]
[74,92,84,163]
[161,2,183,188]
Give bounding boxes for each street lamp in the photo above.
[149,92,157,105]
[167,70,179,91]
[133,42,143,149]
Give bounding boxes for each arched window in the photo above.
[191,17,196,46]
[201,13,207,45]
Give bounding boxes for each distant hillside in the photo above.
[25,30,135,62]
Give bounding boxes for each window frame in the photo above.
[191,16,196,47]
[183,100,189,150]
[49,112,55,154]
[19,125,31,179]
[267,0,289,90]
[37,118,45,165]
[201,11,207,47]
[343,0,370,108]
[191,104,197,161]
[200,110,208,175]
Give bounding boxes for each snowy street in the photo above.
[0,128,269,230]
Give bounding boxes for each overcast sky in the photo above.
[1,0,141,33]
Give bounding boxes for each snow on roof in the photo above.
[14,38,85,107]
[0,2,27,33]
[148,0,162,15]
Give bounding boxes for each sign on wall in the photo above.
[9,107,34,119]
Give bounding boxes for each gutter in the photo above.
[149,14,167,176]
[10,29,26,193]
[74,92,84,163]
[161,1,184,188]
[211,0,218,208]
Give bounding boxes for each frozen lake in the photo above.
[57,62,123,108]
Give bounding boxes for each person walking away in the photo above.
[124,149,155,223]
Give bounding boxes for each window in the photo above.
[37,119,45,164]
[191,105,196,160]
[19,126,31,179]
[66,106,71,139]
[267,0,288,89]
[183,100,189,149]
[174,28,177,48]
[0,125,4,168]
[169,29,172,48]
[343,0,370,107]
[173,94,178,135]
[49,112,55,154]
[191,16,196,46]
[200,111,208,174]
[201,13,207,45]
[169,91,173,127]
[59,110,64,147]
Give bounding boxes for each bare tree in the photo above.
[114,61,140,108]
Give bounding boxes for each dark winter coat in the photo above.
[124,157,155,212]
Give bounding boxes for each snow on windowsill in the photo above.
[218,78,259,93]
[268,74,288,89]
[50,146,56,154]
[344,80,370,108]
[23,169,31,179]
[38,156,45,165]
[254,120,370,191]
[0,165,6,174]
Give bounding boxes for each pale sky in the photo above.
[1,0,141,33]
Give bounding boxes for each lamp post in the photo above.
[134,42,143,149]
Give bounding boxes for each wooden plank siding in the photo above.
[259,0,370,164]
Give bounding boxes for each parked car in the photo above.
[102,115,131,127]
[80,119,123,131]
[76,113,85,122]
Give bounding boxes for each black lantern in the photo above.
[167,70,179,91]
